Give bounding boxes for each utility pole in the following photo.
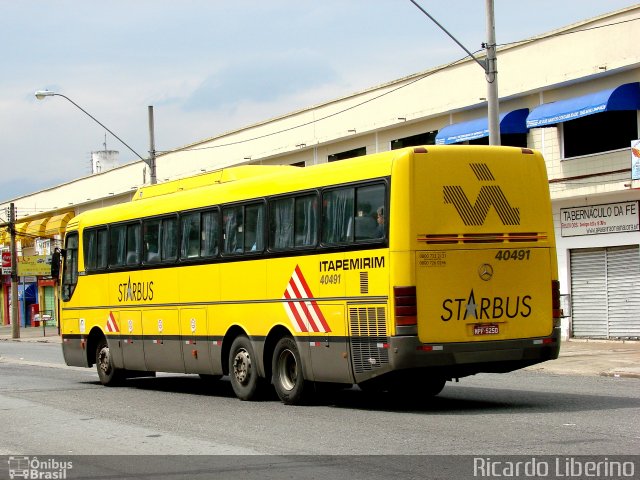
[485,0,500,146]
[409,0,501,144]
[9,203,19,339]
[148,106,157,185]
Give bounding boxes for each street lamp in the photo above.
[34,90,157,184]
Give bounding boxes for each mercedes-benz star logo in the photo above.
[478,263,494,281]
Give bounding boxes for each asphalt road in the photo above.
[1,342,638,478]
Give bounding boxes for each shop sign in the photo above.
[2,250,11,275]
[632,139,640,181]
[17,255,52,277]
[560,201,639,237]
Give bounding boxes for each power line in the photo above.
[497,16,640,48]
[156,52,478,155]
[156,15,640,156]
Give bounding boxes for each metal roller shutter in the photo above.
[607,246,640,338]
[570,248,607,338]
[570,245,640,339]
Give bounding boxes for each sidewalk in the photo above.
[0,324,60,343]
[1,324,638,378]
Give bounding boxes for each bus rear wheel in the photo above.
[272,336,307,405]
[229,336,261,401]
[96,338,123,386]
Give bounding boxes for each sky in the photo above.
[1,0,639,204]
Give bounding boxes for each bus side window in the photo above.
[84,229,96,271]
[355,184,386,241]
[162,217,178,261]
[97,228,109,268]
[109,225,126,267]
[270,197,294,250]
[143,219,161,263]
[322,187,354,244]
[244,203,265,252]
[180,213,200,259]
[201,210,219,257]
[126,223,141,266]
[223,206,243,254]
[86,227,109,270]
[294,194,318,247]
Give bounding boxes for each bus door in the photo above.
[179,308,212,374]
[120,310,146,371]
[142,309,184,373]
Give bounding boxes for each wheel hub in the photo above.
[277,349,297,391]
[232,349,251,384]
[98,347,111,374]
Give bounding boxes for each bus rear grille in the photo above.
[349,306,389,374]
[418,232,547,244]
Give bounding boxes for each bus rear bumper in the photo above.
[388,329,561,377]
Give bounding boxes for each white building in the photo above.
[2,5,639,339]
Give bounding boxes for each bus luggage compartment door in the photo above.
[307,304,353,384]
[120,310,146,371]
[180,308,213,374]
[416,248,554,344]
[142,309,184,373]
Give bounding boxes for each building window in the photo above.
[563,110,638,158]
[391,131,437,149]
[328,147,366,162]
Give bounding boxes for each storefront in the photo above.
[556,198,640,339]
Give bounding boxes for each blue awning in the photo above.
[526,82,640,128]
[435,108,529,145]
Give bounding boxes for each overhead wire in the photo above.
[497,16,640,48]
[155,51,481,155]
[155,13,640,156]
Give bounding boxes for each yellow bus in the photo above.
[57,145,561,404]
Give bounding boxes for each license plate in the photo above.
[473,324,499,335]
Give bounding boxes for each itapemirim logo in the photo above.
[443,163,520,226]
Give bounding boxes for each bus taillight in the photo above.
[394,286,417,326]
[552,280,562,322]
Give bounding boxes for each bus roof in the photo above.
[69,147,410,230]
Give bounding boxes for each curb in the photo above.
[600,371,640,379]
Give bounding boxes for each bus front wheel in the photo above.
[96,338,123,386]
[229,336,261,401]
[272,336,307,405]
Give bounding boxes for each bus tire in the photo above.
[96,338,123,386]
[229,336,261,401]
[272,336,307,405]
[421,377,446,397]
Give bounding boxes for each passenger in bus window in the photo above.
[354,203,377,240]
[375,206,385,238]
